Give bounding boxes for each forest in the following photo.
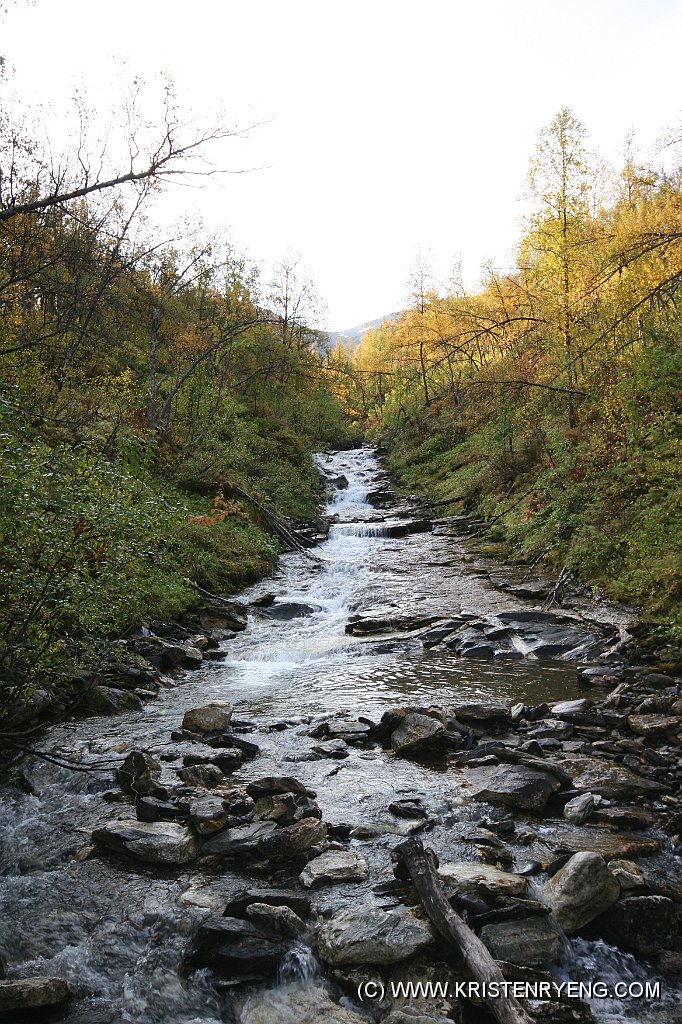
[0,98,356,713]
[1,102,681,717]
[331,110,681,658]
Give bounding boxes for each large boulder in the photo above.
[466,764,561,810]
[542,852,620,933]
[0,977,71,1015]
[317,906,435,966]
[479,916,564,966]
[596,896,678,956]
[299,850,369,888]
[391,713,445,754]
[92,819,200,864]
[182,702,233,734]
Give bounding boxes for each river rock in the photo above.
[312,738,349,759]
[253,793,321,825]
[182,702,233,734]
[135,796,183,823]
[480,916,564,966]
[0,977,71,1014]
[222,888,311,920]
[607,859,645,890]
[563,793,595,825]
[299,850,369,888]
[203,816,326,861]
[245,902,307,938]
[116,750,161,794]
[239,984,367,1024]
[466,764,561,810]
[558,756,667,799]
[80,685,143,716]
[246,776,311,799]
[391,713,445,754]
[179,763,226,788]
[437,862,527,897]
[542,852,620,933]
[189,796,230,835]
[317,906,435,966]
[451,702,511,725]
[92,819,200,864]
[595,896,678,956]
[627,713,681,738]
[183,916,285,981]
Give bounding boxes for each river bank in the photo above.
[1,448,680,1024]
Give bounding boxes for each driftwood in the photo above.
[231,486,322,562]
[425,495,465,509]
[393,837,535,1024]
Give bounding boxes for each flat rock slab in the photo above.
[480,916,564,967]
[92,819,200,864]
[536,823,660,860]
[627,714,681,737]
[558,756,668,798]
[317,906,435,966]
[299,850,369,888]
[466,764,561,810]
[437,862,527,897]
[0,977,71,1013]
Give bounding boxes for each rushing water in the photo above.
[0,447,679,1023]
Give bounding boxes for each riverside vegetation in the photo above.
[330,110,682,663]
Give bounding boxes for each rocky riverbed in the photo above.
[1,448,681,1024]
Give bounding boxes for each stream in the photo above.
[1,447,680,1024]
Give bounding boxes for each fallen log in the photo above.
[231,486,322,562]
[392,837,534,1024]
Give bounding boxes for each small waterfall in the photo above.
[277,943,321,985]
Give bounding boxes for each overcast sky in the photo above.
[3,0,682,329]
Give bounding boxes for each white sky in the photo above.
[3,0,682,329]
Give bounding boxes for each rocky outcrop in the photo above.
[479,916,564,966]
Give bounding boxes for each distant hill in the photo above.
[326,312,399,350]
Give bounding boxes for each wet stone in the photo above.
[182,702,234,734]
[189,795,230,835]
[0,977,71,1014]
[480,915,564,966]
[299,850,369,888]
[391,713,445,754]
[596,895,678,956]
[466,764,561,810]
[317,905,435,966]
[92,819,200,864]
[542,852,620,934]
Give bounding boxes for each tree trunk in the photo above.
[393,838,534,1024]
